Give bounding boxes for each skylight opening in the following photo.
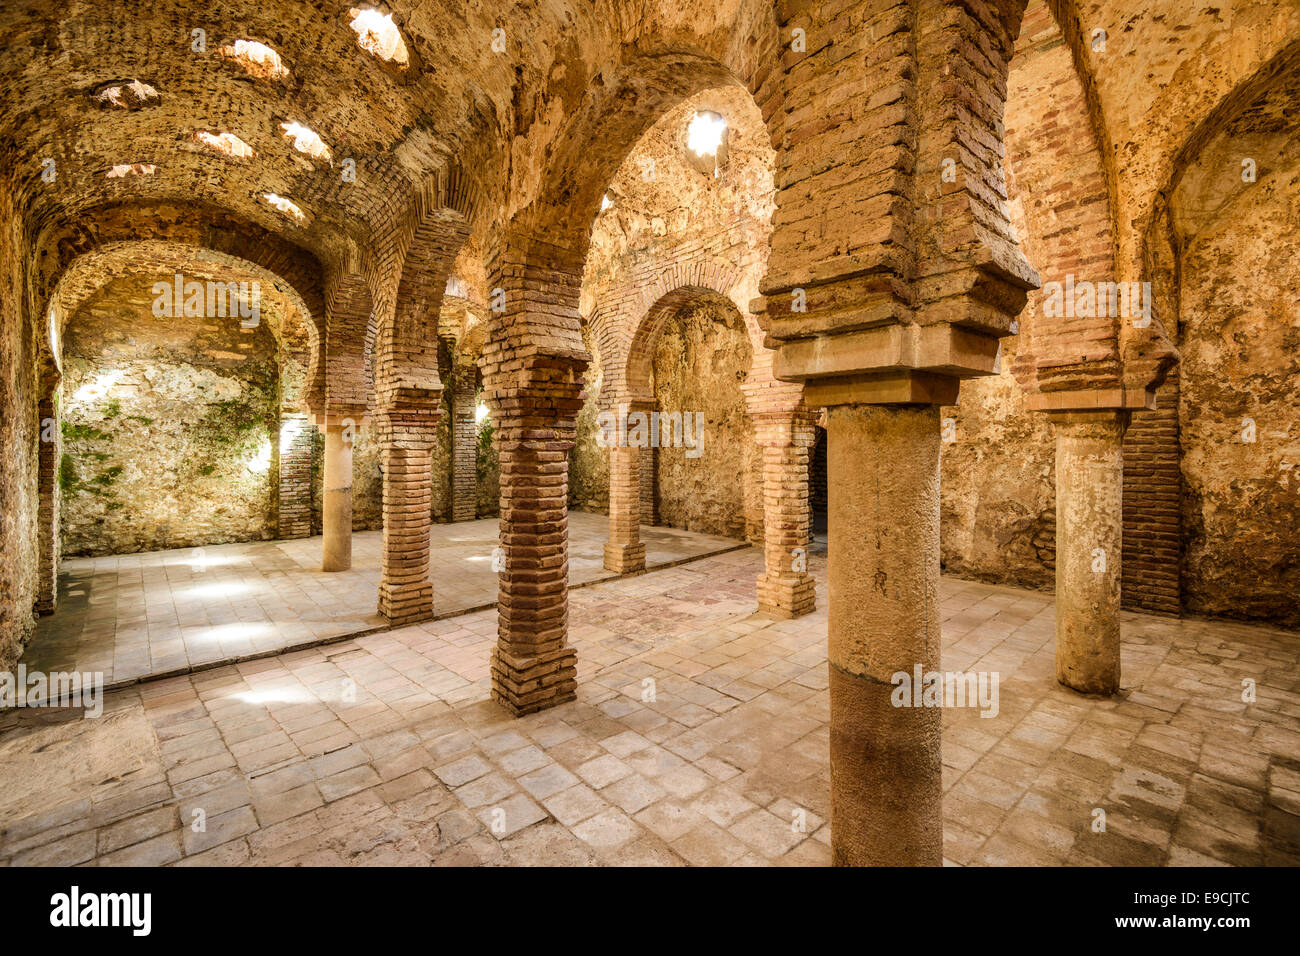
[106,164,157,178]
[219,40,291,81]
[686,111,727,158]
[95,79,160,110]
[600,193,613,212]
[263,192,307,224]
[195,131,255,159]
[348,8,409,66]
[281,121,332,163]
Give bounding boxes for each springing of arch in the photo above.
[367,165,481,411]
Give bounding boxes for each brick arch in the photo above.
[483,42,782,386]
[622,270,742,405]
[315,265,374,424]
[1003,0,1120,395]
[46,240,318,364]
[365,166,480,414]
[35,201,326,324]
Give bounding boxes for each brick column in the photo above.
[1051,410,1129,695]
[377,409,437,624]
[489,358,586,716]
[755,411,816,618]
[451,356,478,522]
[604,403,648,574]
[604,445,645,573]
[277,413,313,539]
[639,445,658,526]
[320,417,353,572]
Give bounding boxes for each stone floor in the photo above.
[21,512,744,688]
[2,544,1297,867]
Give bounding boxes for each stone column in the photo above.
[826,399,944,867]
[377,421,435,624]
[1051,411,1128,695]
[490,360,586,716]
[755,412,816,618]
[604,404,646,574]
[321,417,353,572]
[451,357,479,522]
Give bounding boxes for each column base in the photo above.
[756,572,816,618]
[829,664,942,866]
[603,542,646,574]
[378,582,434,626]
[490,645,578,716]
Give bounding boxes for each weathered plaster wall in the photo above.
[0,185,40,671]
[651,300,758,539]
[939,346,1057,591]
[1177,155,1300,628]
[60,276,282,555]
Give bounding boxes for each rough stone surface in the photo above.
[60,276,284,555]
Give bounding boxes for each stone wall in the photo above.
[59,276,283,555]
[0,185,40,671]
[939,353,1057,591]
[651,300,759,540]
[1177,155,1300,628]
[569,324,609,514]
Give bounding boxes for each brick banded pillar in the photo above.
[277,414,313,539]
[320,417,354,572]
[1051,411,1129,695]
[490,357,587,716]
[376,408,438,625]
[826,399,944,867]
[755,411,816,618]
[604,445,645,573]
[451,357,478,522]
[604,403,649,574]
[639,445,658,526]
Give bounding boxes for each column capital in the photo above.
[1030,387,1154,414]
[803,371,960,409]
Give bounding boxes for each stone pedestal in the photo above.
[1051,411,1128,695]
[321,418,354,573]
[827,401,943,867]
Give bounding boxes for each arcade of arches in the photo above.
[0,0,1297,868]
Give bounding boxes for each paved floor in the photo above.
[21,512,745,687]
[2,545,1297,867]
